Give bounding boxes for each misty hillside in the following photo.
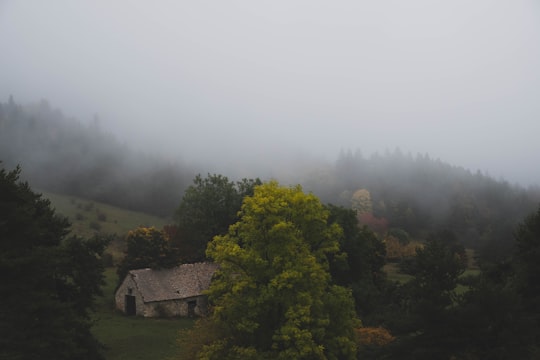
[302,150,540,261]
[2,97,540,261]
[0,97,195,217]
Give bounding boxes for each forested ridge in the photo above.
[303,149,540,262]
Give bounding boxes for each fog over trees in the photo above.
[0,97,196,216]
[2,96,539,263]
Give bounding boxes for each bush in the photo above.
[97,211,107,222]
[388,228,410,245]
[89,221,101,231]
[101,252,114,267]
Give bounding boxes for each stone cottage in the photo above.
[115,262,218,317]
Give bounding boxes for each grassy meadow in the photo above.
[41,191,170,238]
[41,191,171,262]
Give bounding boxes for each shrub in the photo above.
[89,221,101,231]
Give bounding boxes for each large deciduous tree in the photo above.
[191,181,358,359]
[175,174,261,262]
[116,226,180,281]
[0,165,107,360]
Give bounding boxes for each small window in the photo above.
[127,287,133,295]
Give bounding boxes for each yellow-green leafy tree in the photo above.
[186,181,359,360]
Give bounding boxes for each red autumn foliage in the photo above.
[358,213,389,235]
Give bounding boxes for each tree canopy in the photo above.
[182,181,358,359]
[325,204,387,319]
[0,165,107,359]
[116,226,180,282]
[175,174,261,262]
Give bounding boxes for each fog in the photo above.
[1,1,540,185]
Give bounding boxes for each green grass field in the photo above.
[41,191,172,262]
[384,262,414,283]
[41,191,170,238]
[92,269,194,360]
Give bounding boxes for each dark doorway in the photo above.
[187,300,197,317]
[125,295,136,316]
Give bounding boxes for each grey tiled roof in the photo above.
[128,262,218,303]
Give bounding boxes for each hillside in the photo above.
[0,97,195,217]
[42,191,170,239]
[302,150,540,261]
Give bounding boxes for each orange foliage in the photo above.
[356,327,395,347]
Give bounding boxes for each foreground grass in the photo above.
[92,269,194,360]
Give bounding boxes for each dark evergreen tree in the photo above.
[0,165,107,360]
[387,238,465,359]
[325,204,387,320]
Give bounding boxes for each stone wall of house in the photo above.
[115,274,211,317]
[143,296,209,317]
[115,275,145,316]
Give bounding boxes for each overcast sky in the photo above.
[1,1,539,185]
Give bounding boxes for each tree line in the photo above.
[2,97,539,259]
[303,149,540,262]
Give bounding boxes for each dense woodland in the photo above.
[2,97,540,359]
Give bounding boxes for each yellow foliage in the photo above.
[384,236,420,260]
[126,226,169,241]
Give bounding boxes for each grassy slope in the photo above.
[41,190,170,238]
[92,269,194,360]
